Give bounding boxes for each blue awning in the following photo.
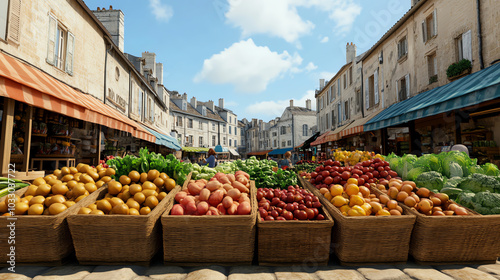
[268,148,293,155]
[365,62,500,131]
[214,145,229,153]
[142,126,181,150]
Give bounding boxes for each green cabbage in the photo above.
[439,151,473,178]
[414,171,445,191]
[482,163,500,176]
[449,162,463,178]
[413,154,441,173]
[406,167,427,181]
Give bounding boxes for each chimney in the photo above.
[319,79,325,89]
[306,99,311,110]
[182,93,187,100]
[93,7,125,52]
[142,52,156,79]
[190,97,197,108]
[218,98,224,109]
[206,100,215,112]
[346,42,357,64]
[156,63,163,85]
[411,0,421,7]
[289,100,294,108]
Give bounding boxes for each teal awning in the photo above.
[214,145,229,153]
[365,62,500,131]
[268,148,293,155]
[142,126,181,150]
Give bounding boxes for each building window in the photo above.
[344,101,349,120]
[337,103,342,125]
[199,136,203,146]
[287,140,292,146]
[198,121,203,130]
[349,67,353,85]
[302,124,308,136]
[422,9,437,43]
[229,116,232,123]
[397,74,410,101]
[229,139,232,146]
[188,118,193,128]
[138,91,143,119]
[282,141,286,148]
[274,140,277,147]
[229,126,232,134]
[223,137,226,145]
[176,116,183,126]
[47,13,75,75]
[234,140,237,147]
[356,90,361,113]
[234,127,237,135]
[329,85,334,102]
[343,74,347,89]
[326,113,329,129]
[272,132,277,137]
[212,135,216,146]
[280,126,286,135]
[365,70,379,109]
[212,122,216,131]
[427,53,437,84]
[397,36,408,60]
[223,124,226,133]
[456,30,472,62]
[337,80,341,97]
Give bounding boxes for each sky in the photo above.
[83,0,410,122]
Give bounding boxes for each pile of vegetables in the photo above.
[332,149,384,166]
[257,185,325,221]
[170,171,251,216]
[0,164,111,216]
[231,157,297,189]
[376,178,468,216]
[319,178,403,216]
[107,148,191,186]
[78,169,176,215]
[386,151,500,215]
[0,177,29,198]
[290,162,321,173]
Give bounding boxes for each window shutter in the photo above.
[433,56,438,75]
[46,14,57,65]
[432,9,437,37]
[396,79,399,102]
[374,70,379,105]
[462,30,472,62]
[337,81,340,97]
[405,74,410,99]
[65,32,75,75]
[422,20,427,43]
[7,0,21,44]
[365,77,369,109]
[404,38,408,54]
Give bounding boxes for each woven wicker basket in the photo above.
[0,186,102,265]
[298,176,416,265]
[67,175,186,265]
[257,200,334,266]
[161,180,257,266]
[400,201,500,264]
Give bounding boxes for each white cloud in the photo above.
[194,39,303,93]
[320,36,329,43]
[149,0,173,22]
[225,0,314,44]
[305,62,317,71]
[245,90,317,118]
[319,71,336,80]
[225,0,361,43]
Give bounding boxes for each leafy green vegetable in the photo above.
[413,154,441,173]
[449,162,464,178]
[469,192,500,215]
[414,171,445,191]
[406,167,427,181]
[440,187,463,200]
[468,165,484,175]
[482,163,500,176]
[457,173,499,193]
[439,151,473,178]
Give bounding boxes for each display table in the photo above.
[31,156,76,171]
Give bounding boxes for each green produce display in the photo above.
[106,148,192,185]
[0,177,29,198]
[232,157,296,189]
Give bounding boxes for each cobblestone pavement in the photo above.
[1,259,499,280]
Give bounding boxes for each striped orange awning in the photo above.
[0,52,155,143]
[310,130,338,146]
[340,125,364,138]
[247,150,272,156]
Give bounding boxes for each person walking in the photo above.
[278,151,293,169]
[206,148,218,168]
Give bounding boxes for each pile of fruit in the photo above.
[310,158,398,189]
[332,149,384,166]
[319,178,404,216]
[78,169,176,215]
[170,171,252,216]
[257,185,325,221]
[376,178,468,216]
[0,164,112,216]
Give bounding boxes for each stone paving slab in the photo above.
[133,276,154,280]
[439,266,498,280]
[32,266,93,280]
[274,266,318,280]
[315,266,365,280]
[0,266,51,280]
[145,265,186,280]
[357,266,411,280]
[402,267,455,280]
[82,266,147,280]
[227,266,275,280]
[185,266,226,280]
[477,263,500,278]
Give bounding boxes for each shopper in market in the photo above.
[206,148,217,167]
[278,151,293,169]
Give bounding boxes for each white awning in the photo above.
[229,148,240,157]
